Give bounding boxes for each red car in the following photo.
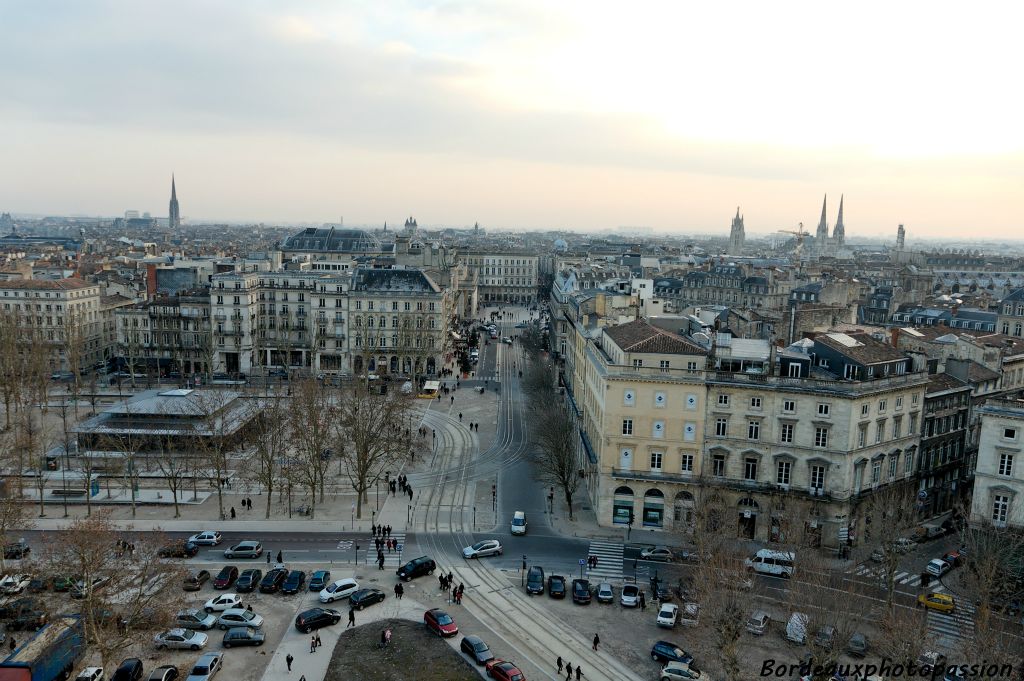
[213,566,239,589]
[486,659,525,681]
[423,608,458,637]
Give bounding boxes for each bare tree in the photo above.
[0,494,32,572]
[286,379,334,517]
[330,382,415,520]
[188,389,234,521]
[152,426,190,518]
[523,360,581,519]
[244,395,286,519]
[855,484,920,612]
[61,306,88,418]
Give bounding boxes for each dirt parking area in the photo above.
[325,619,478,681]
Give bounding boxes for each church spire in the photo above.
[168,174,181,229]
[833,194,845,246]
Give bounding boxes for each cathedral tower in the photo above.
[728,207,745,255]
[832,194,845,247]
[168,175,180,229]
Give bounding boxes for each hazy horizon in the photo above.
[1,2,1021,238]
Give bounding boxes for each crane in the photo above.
[777,222,809,257]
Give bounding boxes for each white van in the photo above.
[510,511,527,535]
[786,612,809,645]
[745,549,795,578]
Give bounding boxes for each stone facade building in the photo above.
[970,400,1024,529]
[460,251,538,305]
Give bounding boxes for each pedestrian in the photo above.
[639,591,646,610]
[448,570,454,586]
[439,574,445,591]
[310,635,316,653]
[378,554,385,570]
[277,550,283,564]
[299,677,306,681]
[408,487,413,501]
[266,552,271,565]
[576,666,582,680]
[348,606,356,627]
[387,525,392,537]
[593,633,600,651]
[380,629,387,648]
[566,663,573,679]
[396,583,404,599]
[459,412,463,421]
[557,657,563,673]
[247,604,253,612]
[230,506,236,519]
[286,653,294,672]
[315,633,321,649]
[371,522,376,536]
[8,638,14,653]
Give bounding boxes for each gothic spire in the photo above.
[168,174,181,229]
[816,194,828,238]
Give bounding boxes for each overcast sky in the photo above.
[1,1,1021,237]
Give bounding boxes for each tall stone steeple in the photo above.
[814,195,829,255]
[832,194,845,247]
[728,206,745,255]
[168,175,181,229]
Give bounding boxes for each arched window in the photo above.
[612,487,634,525]
[642,489,665,528]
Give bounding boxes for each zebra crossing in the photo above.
[927,600,975,645]
[847,564,947,592]
[586,540,625,581]
[360,533,407,567]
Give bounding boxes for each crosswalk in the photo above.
[928,600,975,644]
[847,564,947,592]
[360,533,407,568]
[586,540,625,581]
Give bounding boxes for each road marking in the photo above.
[586,540,625,581]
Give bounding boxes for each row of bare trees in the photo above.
[521,359,581,519]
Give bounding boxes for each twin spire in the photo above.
[816,194,845,248]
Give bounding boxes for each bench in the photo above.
[50,489,87,497]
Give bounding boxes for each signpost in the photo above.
[579,558,586,578]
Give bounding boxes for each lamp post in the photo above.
[376,479,380,511]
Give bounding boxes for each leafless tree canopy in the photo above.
[523,360,580,519]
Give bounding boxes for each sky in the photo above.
[1,1,1022,238]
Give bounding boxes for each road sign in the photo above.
[579,559,586,566]
[396,544,403,552]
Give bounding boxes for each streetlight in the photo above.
[376,479,380,511]
[521,555,527,586]
[354,542,360,566]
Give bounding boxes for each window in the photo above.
[912,393,919,405]
[909,413,917,433]
[659,360,670,372]
[999,453,1014,477]
[871,459,882,484]
[718,394,730,407]
[622,419,633,436]
[892,416,902,439]
[750,397,762,409]
[1004,428,1018,440]
[993,495,1010,524]
[715,418,728,437]
[780,423,794,444]
[632,359,643,369]
[905,450,914,474]
[783,400,795,413]
[650,451,662,471]
[878,399,887,413]
[687,361,699,372]
[681,453,693,473]
[814,427,829,448]
[776,460,792,485]
[747,421,760,440]
[810,465,825,491]
[818,403,830,417]
[744,458,758,481]
[895,396,903,409]
[861,404,869,417]
[875,420,885,444]
[712,455,725,477]
[889,455,899,479]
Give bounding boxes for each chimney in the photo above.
[145,263,158,300]
[890,327,901,349]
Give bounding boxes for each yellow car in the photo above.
[917,592,955,613]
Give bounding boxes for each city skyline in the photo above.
[1,2,1022,237]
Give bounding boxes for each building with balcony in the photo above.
[970,400,1024,529]
[918,373,972,517]
[116,291,212,377]
[461,251,539,305]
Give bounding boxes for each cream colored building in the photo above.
[461,251,538,305]
[575,319,708,531]
[970,401,1024,529]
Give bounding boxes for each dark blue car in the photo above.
[651,641,693,664]
[309,570,331,592]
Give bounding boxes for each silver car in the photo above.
[462,540,503,559]
[216,608,263,629]
[620,584,640,607]
[640,546,674,562]
[223,541,262,559]
[154,628,209,650]
[185,652,222,681]
[189,531,223,546]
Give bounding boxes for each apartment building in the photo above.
[461,251,538,305]
[574,319,708,532]
[970,400,1024,529]
[918,374,972,516]
[997,288,1024,337]
[0,278,107,371]
[116,291,213,376]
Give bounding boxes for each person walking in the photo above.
[565,663,573,679]
[285,653,294,672]
[639,591,646,611]
[310,635,317,653]
[557,657,563,673]
[230,506,236,519]
[439,574,445,591]
[276,550,283,564]
[371,522,377,536]
[315,633,321,649]
[347,606,356,627]
[378,554,385,570]
[396,583,404,599]
[266,551,271,565]
[576,666,583,680]
[593,633,600,651]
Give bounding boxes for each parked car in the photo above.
[461,634,495,665]
[71,576,110,599]
[154,629,208,651]
[26,577,47,593]
[485,659,525,681]
[222,626,265,648]
[3,542,30,559]
[203,594,241,613]
[0,597,37,619]
[10,610,47,631]
[308,570,331,592]
[159,541,198,559]
[147,666,179,681]
[679,602,700,627]
[350,588,386,610]
[0,574,32,595]
[651,641,694,664]
[396,556,436,581]
[941,550,963,568]
[212,567,238,590]
[640,546,674,562]
[917,593,955,613]
[571,578,591,604]
[657,603,680,627]
[216,608,263,630]
[463,540,503,559]
[111,659,144,681]
[258,569,287,594]
[620,584,640,607]
[175,609,217,631]
[75,667,105,681]
[294,607,341,633]
[53,575,77,592]
[847,632,869,657]
[596,582,614,604]
[525,566,544,595]
[319,578,360,603]
[188,532,222,547]
[281,570,306,595]
[926,559,951,578]
[786,612,809,645]
[746,610,770,635]
[235,569,262,593]
[814,625,837,651]
[183,570,211,592]
[424,608,459,637]
[661,662,710,681]
[548,575,567,599]
[184,652,221,681]
[223,541,262,559]
[649,576,672,602]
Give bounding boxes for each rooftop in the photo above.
[604,319,707,356]
[0,277,95,291]
[815,331,907,365]
[352,268,440,294]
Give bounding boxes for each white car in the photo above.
[641,546,674,562]
[216,608,264,630]
[189,531,223,546]
[223,541,262,558]
[74,668,105,681]
[203,593,242,613]
[462,540,503,559]
[154,628,208,651]
[0,574,32,595]
[620,584,640,607]
[926,559,951,578]
[185,652,222,681]
[657,603,680,628]
[662,662,711,681]
[319,578,360,603]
